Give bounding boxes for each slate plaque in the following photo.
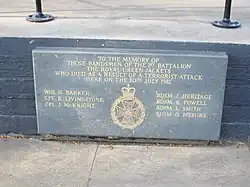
[32,47,228,140]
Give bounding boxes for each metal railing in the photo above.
[26,0,241,28]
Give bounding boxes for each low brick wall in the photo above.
[0,37,249,140]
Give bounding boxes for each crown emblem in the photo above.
[121,84,136,99]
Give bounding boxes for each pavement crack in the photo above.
[86,143,99,187]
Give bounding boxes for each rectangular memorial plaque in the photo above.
[33,47,228,140]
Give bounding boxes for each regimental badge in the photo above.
[111,84,145,129]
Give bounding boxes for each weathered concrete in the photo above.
[0,0,250,44]
[0,138,249,187]
[90,144,250,187]
[0,138,98,187]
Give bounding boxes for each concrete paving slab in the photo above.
[0,0,250,44]
[0,138,98,187]
[0,0,250,21]
[89,144,250,187]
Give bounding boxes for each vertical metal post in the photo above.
[223,0,232,20]
[26,0,54,23]
[35,0,42,13]
[212,0,241,28]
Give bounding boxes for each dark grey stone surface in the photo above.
[0,37,250,141]
[0,115,37,134]
[33,47,228,140]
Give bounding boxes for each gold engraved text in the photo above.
[55,55,202,85]
[42,89,104,109]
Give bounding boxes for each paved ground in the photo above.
[0,1,250,186]
[0,138,249,187]
[0,0,250,44]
